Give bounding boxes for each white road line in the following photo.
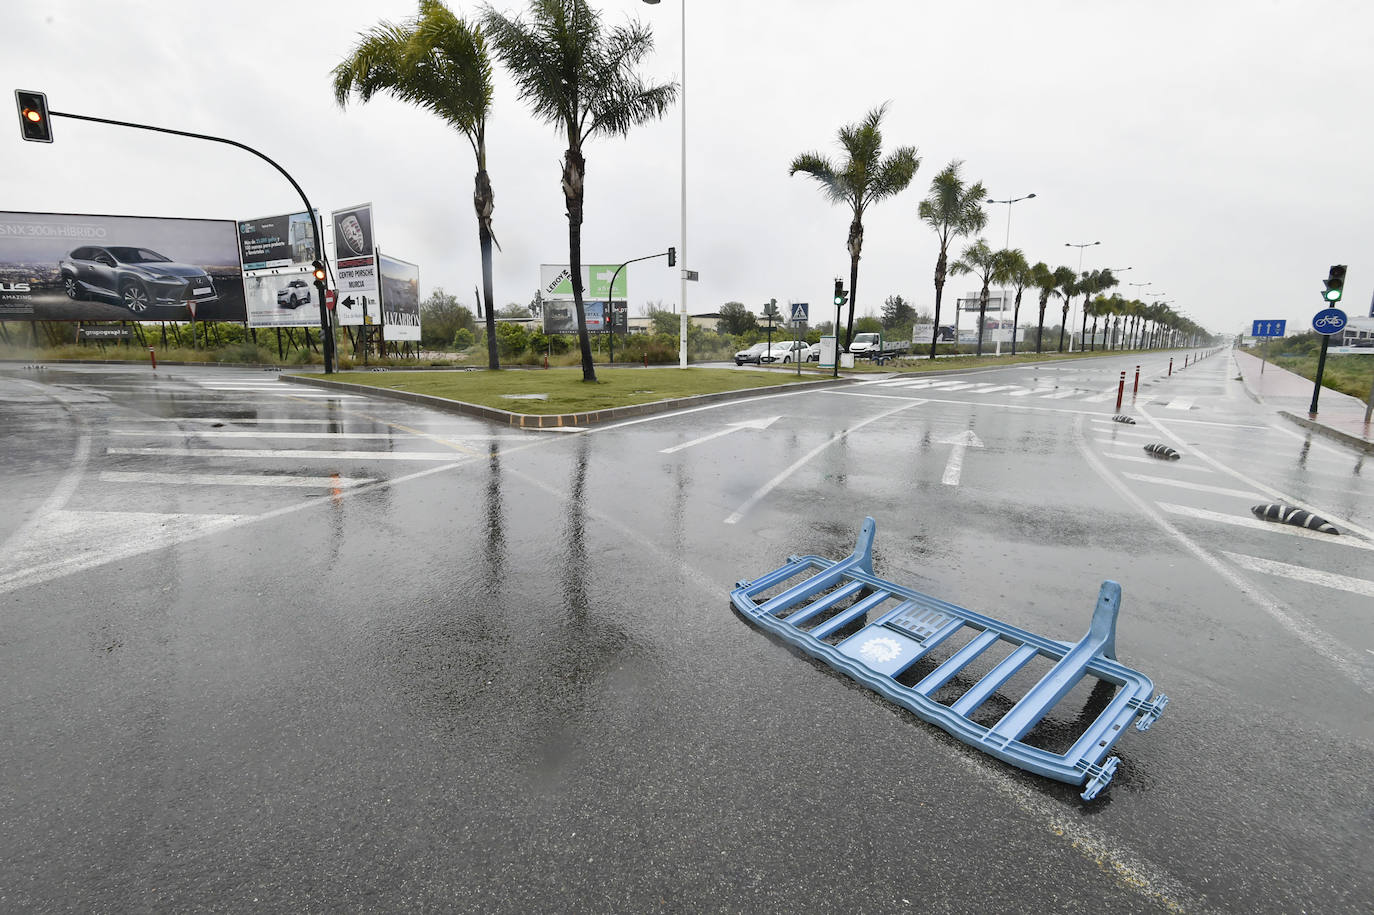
[1089,426,1156,440]
[1120,472,1262,499]
[1140,405,1374,540]
[100,470,377,488]
[107,446,469,461]
[1008,387,1053,397]
[1146,416,1265,428]
[1104,453,1214,471]
[922,380,970,389]
[1130,394,1156,406]
[1220,552,1374,598]
[724,400,920,524]
[1165,398,1194,410]
[1074,421,1371,693]
[971,385,1017,394]
[1156,502,1374,550]
[110,430,431,440]
[1041,390,1081,400]
[938,382,981,391]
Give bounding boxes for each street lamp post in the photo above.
[1125,281,1152,349]
[1064,241,1099,352]
[642,0,687,368]
[987,192,1035,354]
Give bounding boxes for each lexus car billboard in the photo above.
[0,211,245,321]
[379,253,420,341]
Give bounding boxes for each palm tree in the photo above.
[1000,249,1030,355]
[1030,263,1074,354]
[1057,272,1078,353]
[950,239,1005,356]
[334,0,502,369]
[1076,269,1117,351]
[917,161,986,359]
[790,104,919,352]
[482,0,676,382]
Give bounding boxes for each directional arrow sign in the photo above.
[659,416,781,454]
[937,429,984,485]
[340,295,355,310]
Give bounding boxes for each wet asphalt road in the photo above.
[1,355,1370,913]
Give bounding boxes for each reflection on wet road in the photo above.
[1,356,1370,913]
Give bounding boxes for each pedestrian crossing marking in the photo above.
[100,471,377,488]
[1157,502,1374,550]
[107,446,472,462]
[1220,552,1374,598]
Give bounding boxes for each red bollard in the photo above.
[148,346,157,369]
[1168,358,1173,376]
[1116,371,1126,410]
[1133,365,1140,395]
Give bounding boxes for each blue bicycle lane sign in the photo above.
[1312,308,1347,335]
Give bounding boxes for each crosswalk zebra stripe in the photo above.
[107,446,471,461]
[1009,388,1053,396]
[1104,454,1214,471]
[100,470,377,488]
[1220,552,1374,598]
[1041,390,1081,400]
[1165,398,1194,410]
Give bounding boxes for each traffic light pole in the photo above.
[1308,333,1331,416]
[44,108,337,373]
[606,249,674,364]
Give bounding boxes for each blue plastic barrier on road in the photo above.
[731,518,1168,800]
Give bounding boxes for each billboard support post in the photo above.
[38,103,336,372]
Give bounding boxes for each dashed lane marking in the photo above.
[1221,552,1374,598]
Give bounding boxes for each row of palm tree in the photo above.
[789,107,1198,358]
[333,0,676,382]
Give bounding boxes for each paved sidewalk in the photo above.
[1233,348,1373,451]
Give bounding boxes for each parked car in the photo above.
[59,245,218,314]
[804,342,822,362]
[759,340,810,363]
[277,278,313,308]
[734,342,770,365]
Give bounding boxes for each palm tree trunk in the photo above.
[1011,287,1023,355]
[475,167,499,370]
[563,146,596,383]
[1035,293,1048,354]
[845,218,863,351]
[1090,315,1099,352]
[1080,294,1090,350]
[930,248,947,359]
[1058,304,1069,352]
[976,284,988,356]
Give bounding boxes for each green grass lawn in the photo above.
[1268,353,1374,403]
[323,366,823,414]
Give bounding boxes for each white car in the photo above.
[277,278,312,308]
[804,342,821,362]
[759,340,809,363]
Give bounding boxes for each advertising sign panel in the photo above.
[332,203,377,327]
[237,211,318,271]
[543,300,626,335]
[540,263,627,300]
[243,266,319,328]
[379,253,420,341]
[0,210,245,321]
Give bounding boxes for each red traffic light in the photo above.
[311,260,326,283]
[15,89,52,143]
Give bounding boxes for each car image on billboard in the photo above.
[59,245,217,315]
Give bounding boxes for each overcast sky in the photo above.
[7,0,1374,336]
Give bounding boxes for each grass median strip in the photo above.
[323,367,822,415]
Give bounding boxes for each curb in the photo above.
[1277,410,1374,454]
[278,372,861,428]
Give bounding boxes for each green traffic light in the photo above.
[1325,287,1342,302]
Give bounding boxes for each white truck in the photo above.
[847,332,909,362]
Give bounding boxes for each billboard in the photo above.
[379,253,420,341]
[540,263,627,300]
[543,300,626,335]
[242,266,321,328]
[332,203,377,327]
[237,211,318,271]
[0,210,245,322]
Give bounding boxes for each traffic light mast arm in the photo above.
[44,108,331,285]
[606,248,677,312]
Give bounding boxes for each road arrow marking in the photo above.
[660,416,781,454]
[937,429,984,485]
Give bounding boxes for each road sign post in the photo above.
[1309,306,1348,415]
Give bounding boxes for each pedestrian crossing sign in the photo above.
[790,302,809,324]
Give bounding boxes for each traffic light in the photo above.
[312,260,327,284]
[15,90,52,143]
[1323,264,1347,303]
[667,246,676,267]
[833,279,848,308]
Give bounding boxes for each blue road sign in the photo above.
[790,302,809,324]
[1251,320,1286,337]
[1312,308,1348,336]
